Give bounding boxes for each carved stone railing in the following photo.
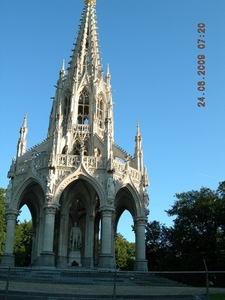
[73,124,89,132]
[82,156,107,169]
[129,168,141,182]
[57,155,80,167]
[15,152,141,185]
[112,159,141,183]
[57,155,107,169]
[16,152,49,174]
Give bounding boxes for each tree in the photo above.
[115,234,135,270]
[166,182,225,271]
[0,188,6,261]
[146,221,174,270]
[14,220,33,266]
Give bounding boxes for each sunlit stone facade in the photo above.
[2,0,150,270]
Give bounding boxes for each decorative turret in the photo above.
[105,64,111,88]
[16,114,28,158]
[134,122,143,172]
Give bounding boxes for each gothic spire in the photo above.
[17,113,28,158]
[60,60,66,78]
[134,121,143,171]
[68,0,101,81]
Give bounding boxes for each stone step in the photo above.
[0,290,199,300]
[0,267,186,287]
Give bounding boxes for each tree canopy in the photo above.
[146,182,225,271]
[14,220,33,266]
[115,233,135,270]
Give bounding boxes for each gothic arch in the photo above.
[12,176,45,210]
[114,184,143,234]
[55,176,102,268]
[77,88,90,125]
[54,168,105,207]
[115,183,142,216]
[7,178,45,266]
[60,179,96,215]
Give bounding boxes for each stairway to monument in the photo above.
[0,267,190,300]
[0,267,186,287]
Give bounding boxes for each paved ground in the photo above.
[1,281,224,300]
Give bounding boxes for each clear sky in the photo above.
[0,0,224,242]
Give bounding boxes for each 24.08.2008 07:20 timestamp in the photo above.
[197,23,206,107]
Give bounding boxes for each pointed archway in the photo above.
[17,181,45,266]
[56,178,100,268]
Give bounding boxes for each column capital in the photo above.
[43,205,59,215]
[5,210,18,221]
[100,206,115,217]
[134,217,147,227]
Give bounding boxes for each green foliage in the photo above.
[146,182,225,272]
[115,233,135,270]
[146,221,173,270]
[0,188,6,260]
[209,295,225,300]
[166,182,225,271]
[14,220,33,266]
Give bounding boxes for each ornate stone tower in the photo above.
[2,0,150,271]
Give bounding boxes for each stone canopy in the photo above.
[2,0,150,271]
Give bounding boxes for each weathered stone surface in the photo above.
[2,1,150,271]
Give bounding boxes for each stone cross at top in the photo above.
[85,0,96,5]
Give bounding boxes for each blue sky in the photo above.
[0,0,224,242]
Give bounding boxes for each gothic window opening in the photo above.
[97,94,104,128]
[63,96,71,121]
[62,145,68,154]
[77,89,89,125]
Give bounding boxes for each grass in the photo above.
[209,294,225,300]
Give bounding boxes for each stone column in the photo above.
[1,210,18,267]
[40,205,58,267]
[94,217,100,267]
[31,227,36,265]
[36,215,44,265]
[134,217,148,271]
[98,207,114,269]
[84,214,94,268]
[57,213,68,268]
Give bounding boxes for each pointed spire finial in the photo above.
[106,64,110,75]
[23,113,27,127]
[61,60,65,72]
[60,60,66,77]
[137,121,140,136]
[17,113,28,157]
[85,0,96,5]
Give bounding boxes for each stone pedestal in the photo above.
[39,251,55,267]
[98,254,114,269]
[1,253,15,267]
[57,256,67,268]
[68,251,81,266]
[134,259,148,271]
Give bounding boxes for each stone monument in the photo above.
[1,0,150,271]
